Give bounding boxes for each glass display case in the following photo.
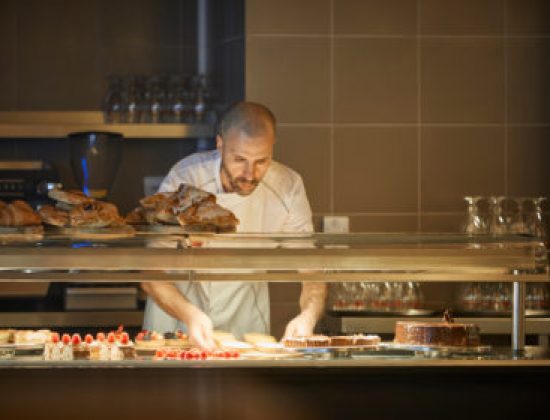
[0,231,547,358]
[0,232,549,418]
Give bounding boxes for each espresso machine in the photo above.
[64,131,138,312]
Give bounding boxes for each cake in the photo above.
[164,331,189,348]
[281,336,307,348]
[13,329,51,345]
[71,334,90,360]
[306,335,331,347]
[330,336,355,346]
[394,311,480,347]
[354,334,381,346]
[0,329,14,344]
[135,330,165,350]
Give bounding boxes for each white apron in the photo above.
[143,189,270,339]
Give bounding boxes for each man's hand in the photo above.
[185,306,216,351]
[142,282,216,351]
[283,311,316,338]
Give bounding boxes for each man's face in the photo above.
[217,128,275,196]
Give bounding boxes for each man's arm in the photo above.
[281,175,327,337]
[141,282,216,350]
[284,282,327,338]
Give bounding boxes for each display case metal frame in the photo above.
[0,232,547,352]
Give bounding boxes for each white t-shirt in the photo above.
[143,149,313,338]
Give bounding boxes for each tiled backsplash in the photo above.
[246,0,550,234]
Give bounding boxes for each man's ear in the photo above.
[215,135,223,151]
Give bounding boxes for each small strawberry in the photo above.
[51,332,60,343]
[84,334,94,344]
[120,333,129,345]
[154,349,165,359]
[71,334,81,345]
[62,334,71,345]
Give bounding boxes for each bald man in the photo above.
[142,102,326,350]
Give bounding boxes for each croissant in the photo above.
[38,204,70,227]
[0,201,42,226]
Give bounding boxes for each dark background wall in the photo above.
[0,0,243,213]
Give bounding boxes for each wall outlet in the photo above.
[323,216,350,233]
[143,176,164,196]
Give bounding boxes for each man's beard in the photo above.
[221,162,260,196]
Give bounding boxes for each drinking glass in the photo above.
[524,197,547,240]
[462,196,488,235]
[509,197,527,234]
[103,75,123,123]
[489,196,509,236]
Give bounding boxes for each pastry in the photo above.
[330,336,355,346]
[354,334,381,346]
[38,204,70,227]
[281,336,308,348]
[47,189,93,205]
[0,200,42,226]
[135,330,165,349]
[133,183,239,231]
[71,334,90,360]
[164,331,189,348]
[0,329,14,344]
[13,329,50,345]
[306,335,331,347]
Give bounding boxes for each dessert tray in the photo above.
[455,309,550,317]
[133,224,234,234]
[45,225,136,239]
[0,343,45,359]
[327,308,438,317]
[379,342,492,355]
[0,226,44,241]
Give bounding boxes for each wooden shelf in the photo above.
[0,111,214,139]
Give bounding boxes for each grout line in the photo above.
[311,211,465,217]
[178,0,183,72]
[13,5,18,111]
[503,0,509,196]
[248,33,550,40]
[277,122,525,127]
[329,0,335,215]
[416,0,422,233]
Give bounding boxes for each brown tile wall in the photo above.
[245,0,550,335]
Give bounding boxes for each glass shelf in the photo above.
[0,232,546,283]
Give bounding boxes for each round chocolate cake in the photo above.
[394,311,480,347]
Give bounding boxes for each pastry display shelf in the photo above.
[0,311,143,328]
[0,111,214,139]
[3,354,550,369]
[0,232,547,352]
[0,233,546,283]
